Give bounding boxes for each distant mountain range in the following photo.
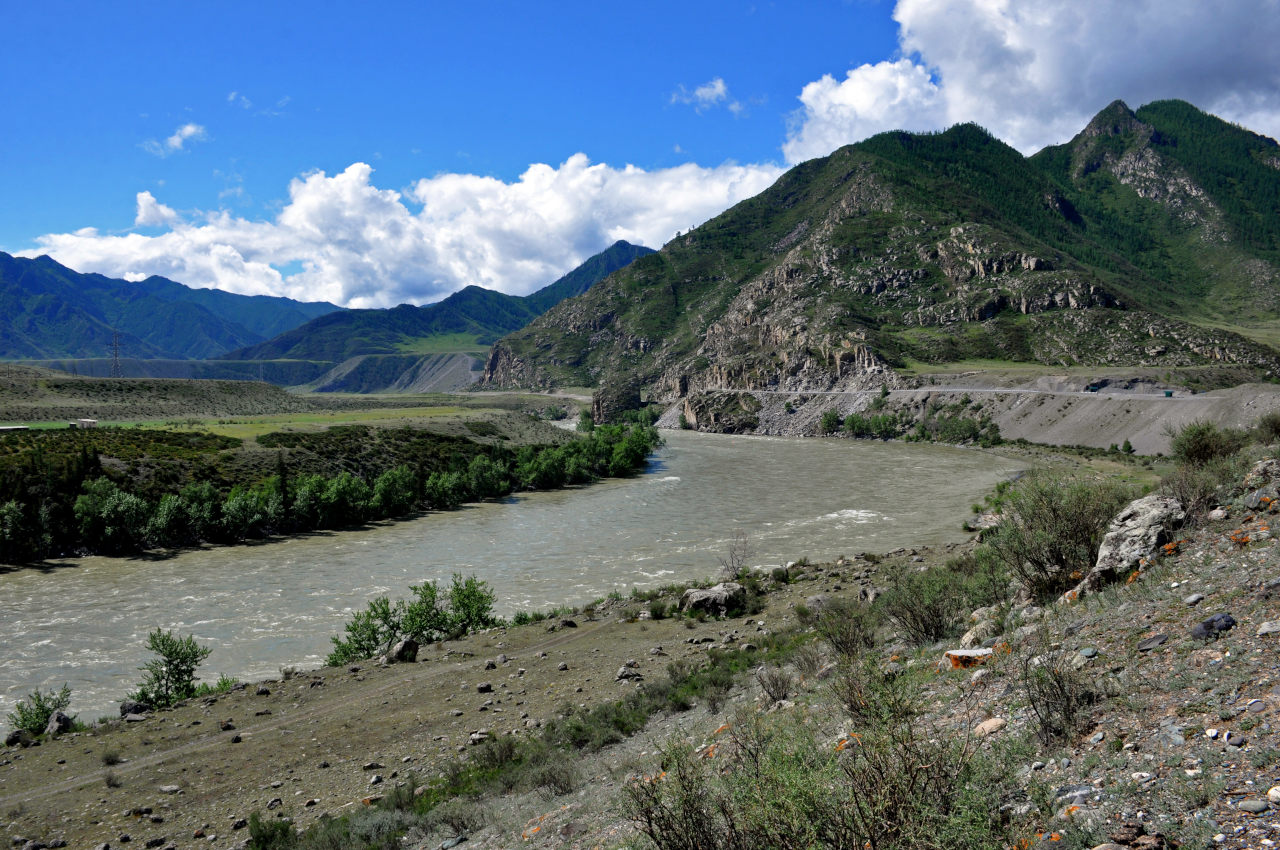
[485,100,1280,401]
[3,240,655,393]
[0,253,340,360]
[221,240,654,362]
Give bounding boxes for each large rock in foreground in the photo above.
[680,583,745,617]
[1064,494,1185,602]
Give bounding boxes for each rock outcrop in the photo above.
[1064,495,1186,602]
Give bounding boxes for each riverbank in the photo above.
[0,431,1027,722]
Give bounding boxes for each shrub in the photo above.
[1020,639,1099,745]
[1168,420,1248,467]
[755,665,793,704]
[879,565,969,646]
[819,408,841,434]
[623,701,1007,850]
[6,684,73,735]
[984,471,1136,602]
[132,629,212,708]
[327,574,498,665]
[649,599,669,620]
[1160,455,1246,519]
[814,598,878,657]
[246,812,296,850]
[1255,410,1280,444]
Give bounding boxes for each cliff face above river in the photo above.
[484,101,1280,425]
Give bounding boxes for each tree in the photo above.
[6,684,73,736]
[820,408,841,434]
[132,629,212,708]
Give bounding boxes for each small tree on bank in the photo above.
[132,629,212,708]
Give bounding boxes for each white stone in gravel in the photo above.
[1269,785,1280,804]
[1257,621,1280,637]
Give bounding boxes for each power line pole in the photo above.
[110,331,123,378]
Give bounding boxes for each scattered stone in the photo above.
[476,682,493,694]
[484,659,497,670]
[218,720,235,731]
[229,734,242,744]
[1136,634,1168,652]
[1221,730,1248,747]
[1183,593,1204,606]
[362,761,384,771]
[1268,785,1280,804]
[158,785,180,795]
[1191,613,1236,640]
[254,685,270,696]
[1208,507,1229,521]
[231,819,247,831]
[1257,621,1280,637]
[559,619,578,629]
[1089,731,1106,745]
[557,662,569,671]
[368,774,383,786]
[974,718,1006,736]
[387,638,418,663]
[1245,486,1278,511]
[266,798,282,811]
[1237,799,1269,814]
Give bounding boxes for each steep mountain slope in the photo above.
[484,102,1280,405]
[0,253,340,360]
[1033,99,1280,327]
[224,240,654,362]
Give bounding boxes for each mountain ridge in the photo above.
[483,100,1280,414]
[222,240,654,362]
[0,253,340,360]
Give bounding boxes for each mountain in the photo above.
[0,252,340,360]
[223,240,653,362]
[483,101,1280,404]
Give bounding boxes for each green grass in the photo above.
[393,332,489,354]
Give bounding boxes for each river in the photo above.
[0,430,1025,721]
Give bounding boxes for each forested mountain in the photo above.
[0,253,339,360]
[484,100,1280,400]
[223,240,653,362]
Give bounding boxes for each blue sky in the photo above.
[4,1,1279,308]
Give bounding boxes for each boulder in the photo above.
[388,639,418,663]
[1191,613,1235,640]
[4,729,34,748]
[680,582,745,617]
[960,619,1000,649]
[1063,495,1185,603]
[119,699,151,717]
[1244,458,1280,489]
[974,717,1007,736]
[43,710,74,736]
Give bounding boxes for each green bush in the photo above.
[879,565,966,646]
[815,598,878,657]
[131,629,212,708]
[327,574,498,665]
[1168,420,1248,467]
[984,471,1136,602]
[6,684,73,736]
[820,408,841,434]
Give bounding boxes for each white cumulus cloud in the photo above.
[134,191,179,227]
[143,122,210,157]
[23,157,783,309]
[784,0,1280,162]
